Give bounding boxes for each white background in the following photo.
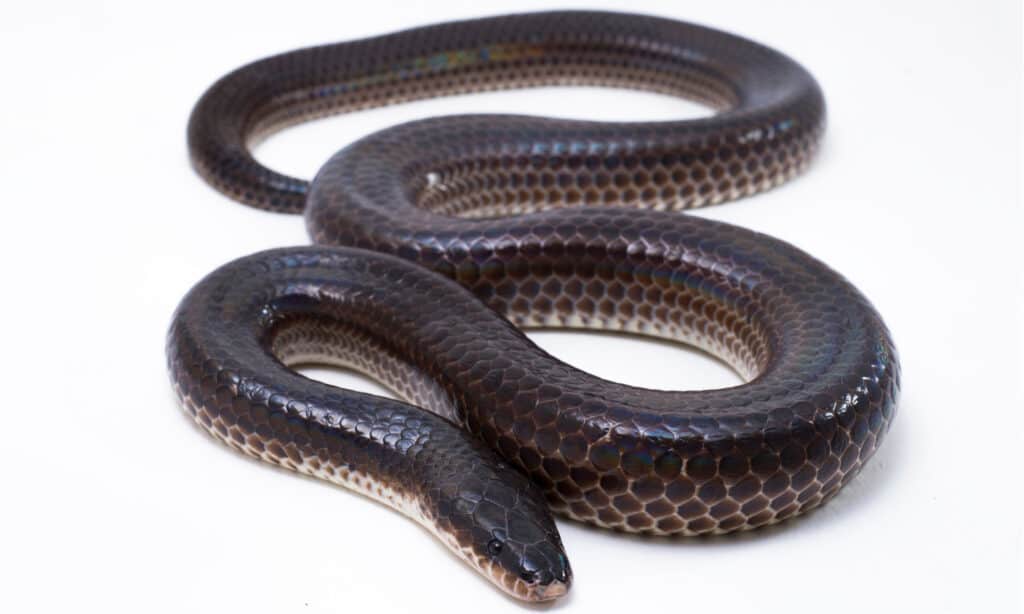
[2,1,1021,612]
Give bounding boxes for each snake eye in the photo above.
[519,569,537,583]
[487,539,503,556]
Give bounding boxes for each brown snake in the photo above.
[168,11,900,601]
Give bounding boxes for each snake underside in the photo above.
[170,11,900,601]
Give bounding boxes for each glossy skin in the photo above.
[173,11,900,601]
[168,250,571,599]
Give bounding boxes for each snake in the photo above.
[168,11,900,601]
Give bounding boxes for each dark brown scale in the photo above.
[174,11,900,602]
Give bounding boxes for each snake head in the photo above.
[426,453,571,601]
[480,513,572,601]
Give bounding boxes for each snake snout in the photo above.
[511,542,573,601]
[531,578,570,601]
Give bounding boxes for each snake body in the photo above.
[170,11,900,601]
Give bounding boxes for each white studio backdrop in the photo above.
[1,1,1020,613]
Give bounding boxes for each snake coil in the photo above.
[169,11,899,601]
